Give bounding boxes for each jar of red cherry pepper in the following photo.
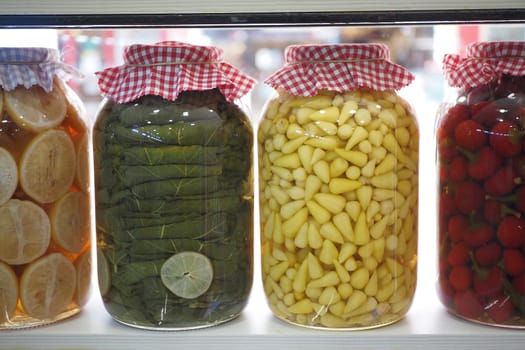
[436,41,525,328]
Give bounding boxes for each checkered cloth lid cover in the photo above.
[443,41,525,89]
[96,41,257,104]
[0,47,82,92]
[264,43,414,97]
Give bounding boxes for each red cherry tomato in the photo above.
[475,241,502,266]
[517,186,525,214]
[471,101,504,128]
[486,295,515,323]
[454,181,485,214]
[455,120,488,151]
[467,147,502,180]
[512,274,525,296]
[490,121,523,157]
[439,192,458,219]
[447,214,470,243]
[473,266,504,298]
[438,104,469,138]
[503,249,525,277]
[454,289,484,319]
[463,222,494,247]
[484,166,519,196]
[497,216,525,248]
[449,265,473,291]
[447,242,470,266]
[449,156,468,181]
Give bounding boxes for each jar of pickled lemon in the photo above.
[94,41,256,330]
[436,41,525,328]
[0,47,92,329]
[258,43,419,329]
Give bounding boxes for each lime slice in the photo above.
[0,147,18,206]
[0,261,19,323]
[96,248,111,297]
[4,80,67,133]
[160,251,213,299]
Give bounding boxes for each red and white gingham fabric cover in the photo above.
[0,47,82,92]
[264,43,414,97]
[443,41,525,89]
[96,41,256,104]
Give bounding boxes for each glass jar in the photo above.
[0,47,92,329]
[436,41,525,328]
[93,41,256,330]
[258,43,419,329]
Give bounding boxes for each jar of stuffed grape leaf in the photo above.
[94,41,256,330]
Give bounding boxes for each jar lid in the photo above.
[443,41,525,88]
[264,43,414,97]
[0,47,82,92]
[95,41,257,104]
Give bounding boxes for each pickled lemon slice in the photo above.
[0,147,18,206]
[0,199,50,265]
[0,261,18,323]
[74,132,90,192]
[160,252,213,299]
[4,81,67,133]
[74,249,92,307]
[50,191,90,253]
[20,253,76,319]
[20,129,76,204]
[97,248,111,297]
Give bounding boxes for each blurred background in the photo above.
[1,24,523,121]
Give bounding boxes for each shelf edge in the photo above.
[0,9,524,28]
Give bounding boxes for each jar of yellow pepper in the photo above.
[258,43,419,329]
